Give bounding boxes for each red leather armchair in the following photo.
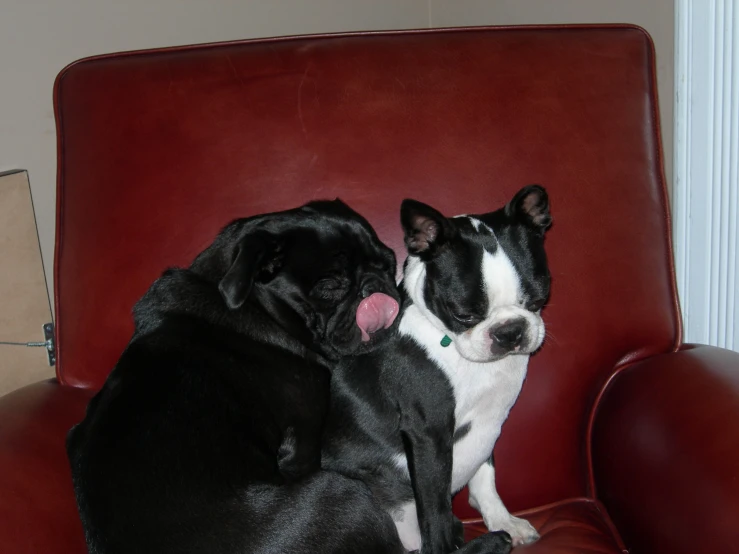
[1,25,738,554]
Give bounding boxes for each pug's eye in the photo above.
[311,276,350,300]
[526,299,545,312]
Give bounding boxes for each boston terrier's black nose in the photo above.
[490,320,526,350]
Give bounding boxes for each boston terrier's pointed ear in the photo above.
[505,185,552,231]
[401,199,455,258]
[218,231,282,310]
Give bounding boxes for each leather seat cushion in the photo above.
[463,499,626,553]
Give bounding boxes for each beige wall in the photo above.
[0,0,673,302]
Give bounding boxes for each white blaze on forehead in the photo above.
[461,216,523,312]
[452,214,482,231]
[482,246,521,312]
[466,216,483,231]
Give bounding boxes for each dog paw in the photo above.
[464,531,512,554]
[486,515,539,546]
[452,514,466,549]
[276,426,320,481]
[483,531,513,554]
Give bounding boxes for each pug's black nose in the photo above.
[360,275,389,299]
[490,320,525,350]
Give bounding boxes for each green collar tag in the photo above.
[440,335,452,347]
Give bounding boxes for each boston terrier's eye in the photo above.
[452,313,483,325]
[526,299,545,312]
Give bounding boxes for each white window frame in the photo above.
[673,0,739,350]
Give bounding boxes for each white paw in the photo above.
[485,515,539,547]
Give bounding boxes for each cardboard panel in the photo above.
[0,170,54,396]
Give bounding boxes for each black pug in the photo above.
[67,200,411,554]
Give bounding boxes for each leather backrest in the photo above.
[54,25,680,510]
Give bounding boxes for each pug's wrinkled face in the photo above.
[212,200,400,360]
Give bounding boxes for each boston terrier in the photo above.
[322,185,551,552]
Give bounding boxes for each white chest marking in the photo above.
[398,305,527,492]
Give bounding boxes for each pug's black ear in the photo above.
[218,231,282,310]
[505,185,552,231]
[400,199,455,258]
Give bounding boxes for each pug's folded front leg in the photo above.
[276,425,322,481]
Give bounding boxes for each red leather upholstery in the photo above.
[464,499,626,554]
[0,381,92,553]
[54,25,679,511]
[592,344,739,554]
[0,24,734,554]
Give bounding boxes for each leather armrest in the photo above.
[0,380,92,553]
[591,344,739,554]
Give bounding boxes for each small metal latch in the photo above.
[0,322,56,366]
[43,323,56,366]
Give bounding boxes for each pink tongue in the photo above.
[356,293,400,342]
